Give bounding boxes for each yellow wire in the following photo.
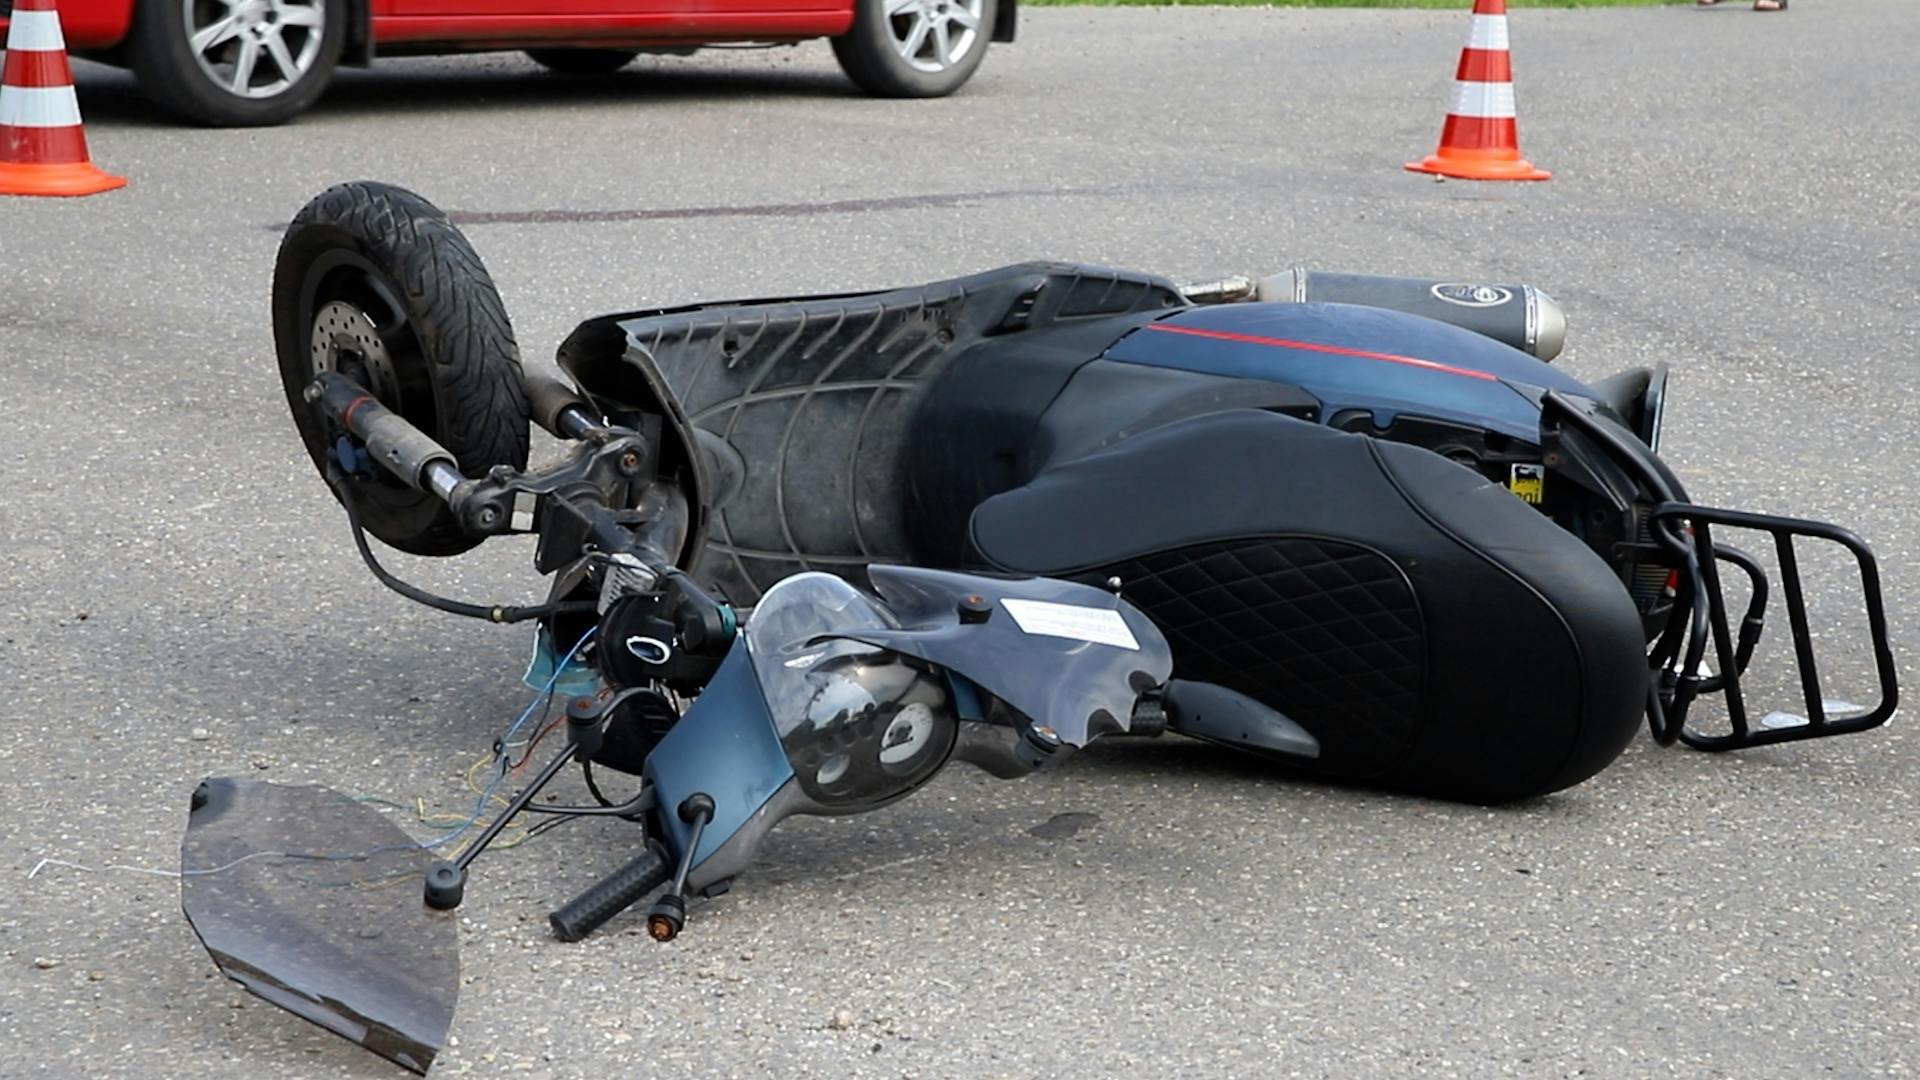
[362,749,542,871]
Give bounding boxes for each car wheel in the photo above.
[831,0,997,98]
[128,0,345,126]
[524,48,642,76]
[272,182,531,557]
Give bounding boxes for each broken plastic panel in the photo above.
[180,778,458,1075]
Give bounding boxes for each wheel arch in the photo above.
[110,0,366,59]
[992,0,1016,43]
[342,0,373,67]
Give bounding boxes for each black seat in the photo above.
[968,409,1647,803]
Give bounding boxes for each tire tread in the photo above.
[274,181,530,556]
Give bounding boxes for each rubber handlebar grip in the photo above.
[548,840,674,942]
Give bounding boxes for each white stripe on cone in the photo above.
[4,9,70,52]
[1463,14,1510,51]
[0,85,85,128]
[1446,80,1517,120]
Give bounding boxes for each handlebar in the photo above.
[548,840,674,941]
[305,372,465,500]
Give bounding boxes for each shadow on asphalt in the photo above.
[320,63,860,117]
[73,59,861,129]
[1072,736,1560,814]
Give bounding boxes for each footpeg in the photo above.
[1162,680,1320,760]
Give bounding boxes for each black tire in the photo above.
[524,48,642,76]
[831,0,996,98]
[272,181,530,557]
[128,0,345,126]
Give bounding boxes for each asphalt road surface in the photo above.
[3,3,1917,1078]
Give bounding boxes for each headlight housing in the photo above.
[745,574,957,810]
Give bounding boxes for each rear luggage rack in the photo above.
[1541,391,1899,752]
[1645,503,1898,750]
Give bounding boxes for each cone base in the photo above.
[0,160,128,197]
[1405,150,1551,182]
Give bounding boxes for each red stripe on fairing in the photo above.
[0,123,89,164]
[1472,0,1507,14]
[2,50,76,89]
[9,0,63,10]
[1143,323,1499,382]
[1454,48,1512,85]
[1438,114,1520,151]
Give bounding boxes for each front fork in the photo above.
[309,367,739,940]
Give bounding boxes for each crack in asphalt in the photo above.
[440,186,1175,226]
[259,185,1185,231]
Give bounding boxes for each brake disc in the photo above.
[309,300,403,412]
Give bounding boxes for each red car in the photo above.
[3,0,1014,125]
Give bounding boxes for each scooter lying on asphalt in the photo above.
[180,182,1896,1073]
[186,360,1178,1072]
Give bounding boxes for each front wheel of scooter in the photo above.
[272,181,531,556]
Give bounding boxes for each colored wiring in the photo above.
[421,626,598,857]
[28,627,601,883]
[507,684,565,772]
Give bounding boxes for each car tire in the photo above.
[524,48,642,76]
[128,0,346,126]
[831,0,997,98]
[273,182,531,558]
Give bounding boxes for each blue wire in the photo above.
[417,626,598,851]
[175,628,604,875]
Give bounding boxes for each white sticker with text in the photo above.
[999,599,1140,651]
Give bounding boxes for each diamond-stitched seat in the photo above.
[969,408,1647,800]
[1094,538,1424,770]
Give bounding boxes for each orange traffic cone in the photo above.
[0,0,125,197]
[1406,0,1549,182]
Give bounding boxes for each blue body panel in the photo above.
[642,641,794,867]
[1103,302,1600,444]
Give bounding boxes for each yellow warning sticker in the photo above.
[1508,463,1546,505]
